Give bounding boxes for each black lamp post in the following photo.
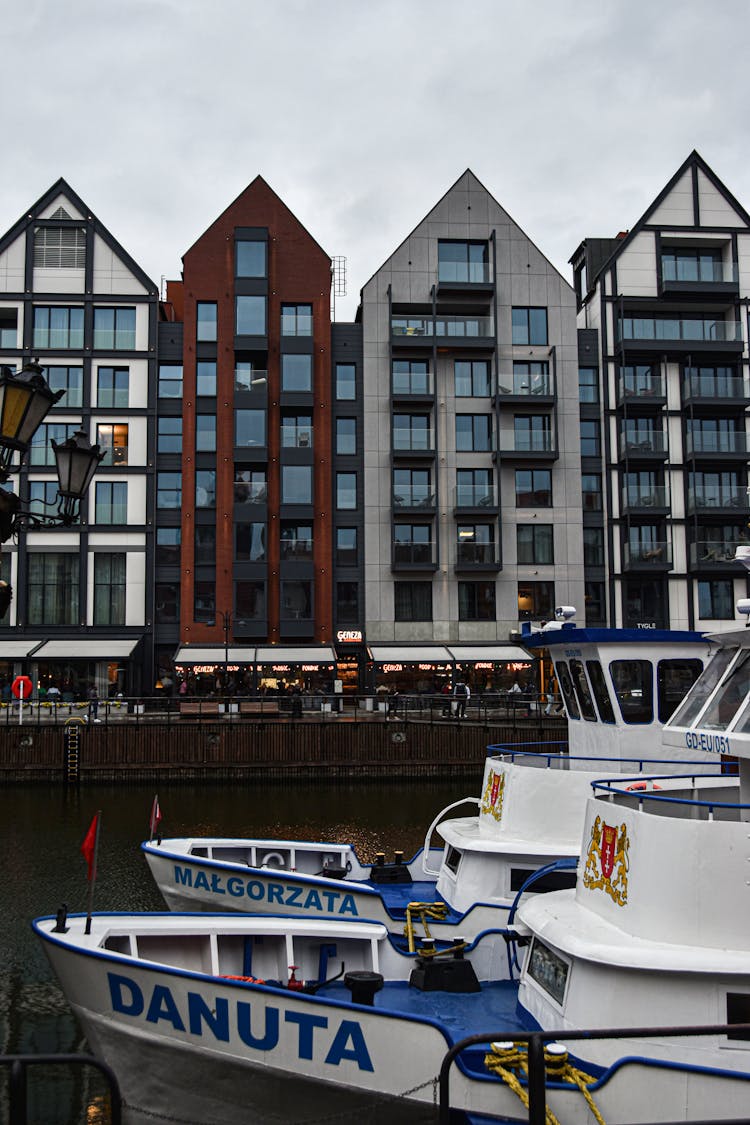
[0,360,65,481]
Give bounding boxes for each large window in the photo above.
[393,413,431,451]
[393,468,431,508]
[438,240,489,283]
[97,366,129,408]
[27,553,79,625]
[282,354,312,392]
[235,409,265,447]
[33,306,84,349]
[156,528,181,566]
[93,307,136,350]
[456,414,492,451]
[578,367,598,404]
[155,582,179,623]
[194,525,216,565]
[194,581,215,624]
[583,527,605,566]
[282,304,312,337]
[336,472,356,510]
[455,360,491,398]
[29,481,59,514]
[236,522,266,562]
[158,365,183,399]
[512,307,548,346]
[456,468,494,507]
[157,472,181,509]
[582,473,602,511]
[281,580,312,620]
[196,361,217,397]
[234,468,266,504]
[336,582,359,623]
[0,309,16,348]
[236,296,266,335]
[394,581,432,621]
[236,580,266,621]
[46,365,83,407]
[516,469,552,507]
[34,226,86,268]
[96,423,128,466]
[93,554,126,625]
[515,415,551,453]
[94,481,127,524]
[698,580,734,620]
[335,363,356,400]
[280,523,313,560]
[394,524,432,566]
[511,361,550,395]
[517,524,554,564]
[282,414,312,449]
[580,419,600,457]
[196,414,217,452]
[195,470,216,508]
[157,417,182,454]
[585,581,606,625]
[518,580,554,621]
[458,581,496,620]
[282,465,312,505]
[336,527,357,566]
[236,241,266,278]
[196,302,217,341]
[392,360,430,395]
[457,524,495,565]
[662,247,723,283]
[29,423,78,467]
[335,418,356,455]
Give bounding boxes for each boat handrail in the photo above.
[488,744,731,771]
[421,797,480,876]
[591,771,746,818]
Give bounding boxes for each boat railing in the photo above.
[421,796,480,877]
[592,772,743,821]
[0,1053,122,1123]
[439,1022,750,1125]
[487,745,730,772]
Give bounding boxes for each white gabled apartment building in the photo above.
[0,180,158,699]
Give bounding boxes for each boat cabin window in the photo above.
[510,867,577,893]
[697,650,750,731]
[726,993,750,1041]
[555,661,579,719]
[444,845,462,875]
[668,647,735,728]
[568,659,597,721]
[657,659,703,723]
[527,937,569,1007]
[585,660,616,724]
[609,660,653,724]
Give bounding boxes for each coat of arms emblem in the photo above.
[480,770,505,823]
[582,815,629,906]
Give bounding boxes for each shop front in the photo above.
[0,637,142,701]
[367,643,536,698]
[173,645,337,699]
[333,629,368,697]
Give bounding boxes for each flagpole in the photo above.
[85,810,102,935]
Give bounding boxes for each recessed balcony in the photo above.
[621,485,669,513]
[453,484,498,513]
[617,316,743,352]
[689,540,744,568]
[495,372,554,402]
[391,315,494,347]
[687,487,749,515]
[495,433,556,461]
[616,372,666,405]
[622,540,672,570]
[391,542,437,571]
[393,486,436,512]
[661,258,739,297]
[454,541,500,572]
[685,431,748,459]
[682,372,747,405]
[618,432,668,459]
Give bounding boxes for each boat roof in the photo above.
[522,625,707,650]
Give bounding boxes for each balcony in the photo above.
[437,262,493,288]
[391,315,493,346]
[392,430,435,459]
[453,484,498,512]
[689,540,744,568]
[661,258,739,297]
[622,485,669,512]
[495,432,557,461]
[281,424,313,449]
[279,538,314,562]
[496,372,553,401]
[235,369,268,394]
[618,432,667,459]
[687,487,749,514]
[454,542,500,571]
[685,431,748,459]
[617,372,665,404]
[393,487,435,511]
[233,481,267,506]
[682,372,746,404]
[391,542,437,571]
[618,316,743,352]
[391,372,434,403]
[623,540,672,570]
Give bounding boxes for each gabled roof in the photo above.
[0,177,158,292]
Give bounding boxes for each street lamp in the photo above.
[0,360,65,481]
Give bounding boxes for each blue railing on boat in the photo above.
[592,773,743,819]
[487,744,734,772]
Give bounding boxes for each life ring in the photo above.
[626,781,661,791]
[259,851,286,868]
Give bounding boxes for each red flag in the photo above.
[81,813,99,882]
[149,795,162,840]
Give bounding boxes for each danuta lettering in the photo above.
[237,1001,279,1050]
[146,984,186,1031]
[284,1010,329,1060]
[189,994,230,1040]
[325,1020,374,1071]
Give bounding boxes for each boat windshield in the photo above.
[667,647,736,728]
[697,650,750,731]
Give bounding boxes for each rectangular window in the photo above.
[578,367,599,404]
[93,553,126,625]
[234,409,265,448]
[236,522,266,562]
[456,414,492,452]
[0,309,17,348]
[236,580,266,621]
[33,306,84,350]
[196,361,217,397]
[512,307,548,346]
[336,581,359,623]
[392,360,430,396]
[335,363,356,400]
[195,470,216,508]
[156,527,181,566]
[336,527,357,566]
[29,481,59,514]
[195,414,217,452]
[281,414,312,449]
[236,241,266,278]
[456,468,494,507]
[96,423,128,466]
[280,522,313,560]
[157,472,181,509]
[94,481,127,524]
[282,465,312,505]
[97,366,129,408]
[336,472,356,510]
[27,553,79,625]
[197,302,217,342]
[518,580,554,621]
[34,226,86,268]
[157,417,182,454]
[393,468,432,508]
[281,579,312,621]
[458,580,496,620]
[394,524,433,566]
[158,364,183,399]
[393,413,431,451]
[281,354,312,392]
[662,247,723,283]
[698,579,735,620]
[455,360,491,397]
[583,527,604,566]
[517,524,554,565]
[336,417,356,455]
[582,473,602,511]
[46,365,83,408]
[456,524,495,565]
[580,419,600,457]
[585,581,606,626]
[93,307,136,350]
[281,304,313,336]
[194,579,216,623]
[511,361,550,395]
[236,295,266,336]
[514,415,551,453]
[394,581,432,621]
[194,524,216,564]
[234,468,266,504]
[515,469,552,507]
[155,582,179,623]
[235,362,267,392]
[29,423,77,467]
[438,240,489,283]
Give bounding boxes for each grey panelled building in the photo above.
[359,170,585,647]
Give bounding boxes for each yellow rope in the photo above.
[483,1041,606,1125]
[403,901,448,953]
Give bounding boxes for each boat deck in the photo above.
[370,879,463,922]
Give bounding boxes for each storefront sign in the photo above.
[336,630,363,644]
[509,662,531,671]
[381,663,403,674]
[475,662,494,671]
[184,664,240,674]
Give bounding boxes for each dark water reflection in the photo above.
[2,778,467,1124]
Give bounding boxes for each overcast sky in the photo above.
[5,0,749,318]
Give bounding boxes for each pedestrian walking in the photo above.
[88,684,99,722]
[454,681,470,719]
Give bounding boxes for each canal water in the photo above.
[1,777,467,1124]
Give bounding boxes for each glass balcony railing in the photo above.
[685,431,748,456]
[682,373,745,400]
[234,481,267,504]
[455,542,497,566]
[662,260,738,284]
[391,316,493,338]
[392,373,433,395]
[393,543,434,566]
[392,431,434,452]
[437,262,492,284]
[618,373,665,398]
[454,484,497,508]
[622,485,669,509]
[393,487,435,509]
[281,425,313,449]
[623,541,672,566]
[501,433,554,454]
[618,317,743,343]
[280,537,314,561]
[496,372,552,396]
[619,432,667,457]
[687,487,749,513]
[235,368,268,393]
[690,541,743,566]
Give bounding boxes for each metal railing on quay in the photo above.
[0,691,567,729]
